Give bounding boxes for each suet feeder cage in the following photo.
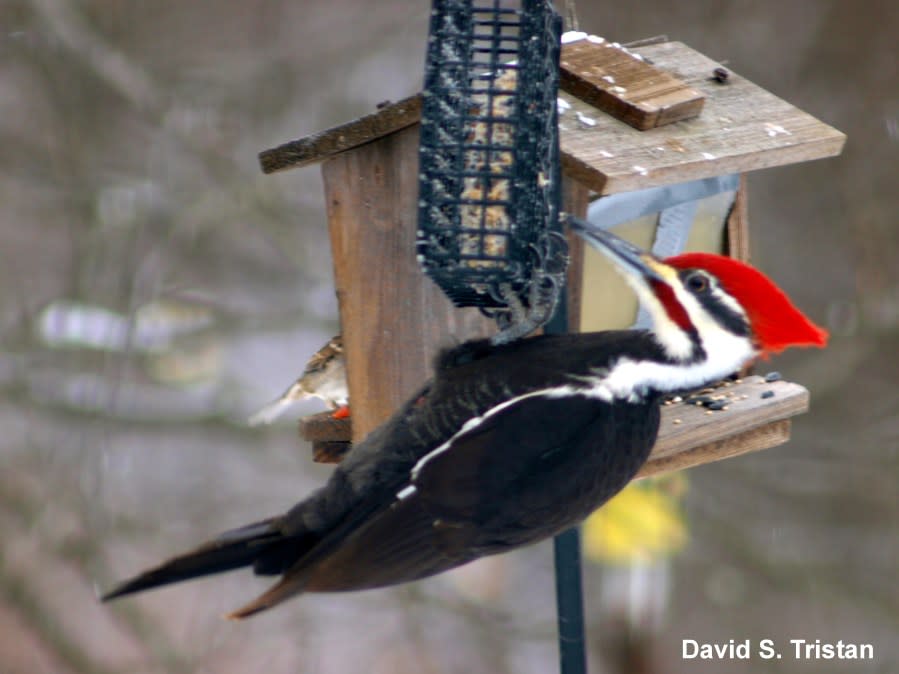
[417,0,564,322]
[258,22,844,478]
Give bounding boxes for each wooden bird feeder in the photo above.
[259,35,844,475]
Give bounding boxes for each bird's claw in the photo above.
[490,230,569,345]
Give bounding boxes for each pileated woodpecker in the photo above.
[102,223,827,619]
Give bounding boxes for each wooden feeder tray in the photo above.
[299,375,809,478]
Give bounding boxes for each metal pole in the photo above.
[545,283,588,674]
[553,528,588,674]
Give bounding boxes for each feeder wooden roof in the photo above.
[260,39,845,195]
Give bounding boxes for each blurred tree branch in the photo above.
[30,0,162,110]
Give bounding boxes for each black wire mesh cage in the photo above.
[417,0,565,309]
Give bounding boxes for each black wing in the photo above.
[412,393,658,550]
[229,393,655,617]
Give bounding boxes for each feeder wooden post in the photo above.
[322,125,494,441]
[562,176,590,327]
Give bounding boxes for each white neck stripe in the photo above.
[404,330,754,499]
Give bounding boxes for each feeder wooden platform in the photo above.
[299,376,809,478]
[637,376,807,478]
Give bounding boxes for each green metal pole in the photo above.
[554,528,588,674]
[546,285,588,674]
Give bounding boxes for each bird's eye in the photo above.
[686,272,710,293]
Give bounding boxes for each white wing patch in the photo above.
[403,329,755,498]
[409,389,563,483]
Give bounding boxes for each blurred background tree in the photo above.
[0,1,896,673]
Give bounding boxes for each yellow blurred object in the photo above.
[583,474,688,565]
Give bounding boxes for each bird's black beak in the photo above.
[566,216,667,283]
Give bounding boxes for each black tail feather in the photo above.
[102,518,282,602]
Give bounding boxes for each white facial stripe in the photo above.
[602,333,755,396]
[674,271,749,333]
[647,314,695,360]
[710,283,748,320]
[623,272,694,360]
[667,278,754,364]
[404,328,754,497]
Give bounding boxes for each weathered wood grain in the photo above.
[643,376,808,475]
[562,177,590,330]
[560,38,705,130]
[299,414,350,442]
[261,42,844,196]
[638,420,791,479]
[312,440,353,465]
[559,41,846,194]
[260,95,422,173]
[726,173,751,263]
[322,124,495,441]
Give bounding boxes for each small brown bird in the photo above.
[248,335,348,426]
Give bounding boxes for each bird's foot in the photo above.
[489,230,569,345]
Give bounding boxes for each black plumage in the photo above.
[103,331,666,617]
